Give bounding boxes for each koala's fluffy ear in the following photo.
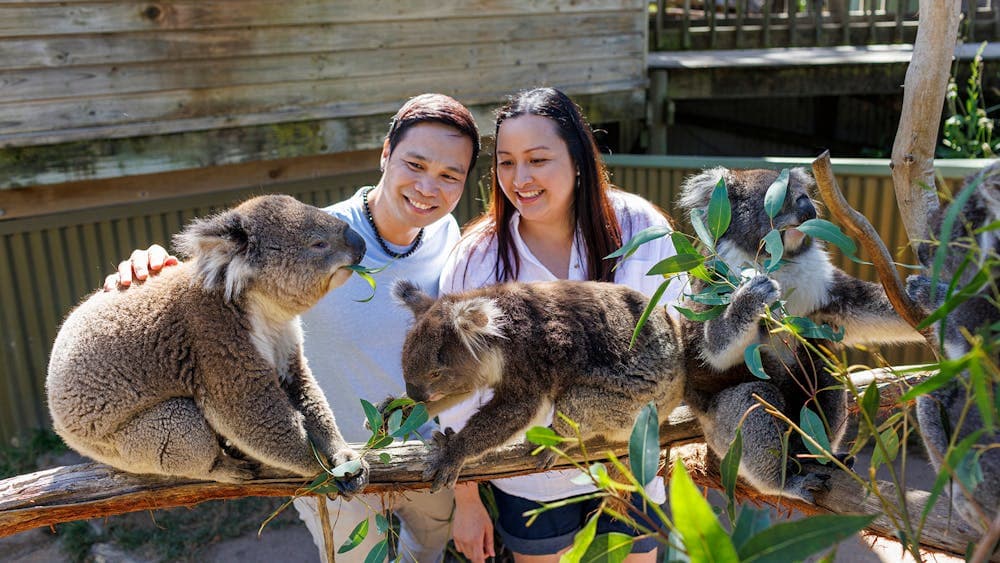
[449,297,507,361]
[392,280,435,317]
[173,209,253,302]
[678,166,728,212]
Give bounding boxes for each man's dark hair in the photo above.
[386,94,481,172]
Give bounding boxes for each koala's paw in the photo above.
[905,274,942,312]
[535,448,560,470]
[832,451,855,469]
[208,456,260,483]
[785,472,832,504]
[329,448,369,498]
[735,274,781,315]
[424,429,463,492]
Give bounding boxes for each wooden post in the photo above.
[649,70,669,154]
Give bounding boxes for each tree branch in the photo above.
[890,0,961,253]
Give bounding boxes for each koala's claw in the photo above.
[744,274,781,304]
[535,449,559,470]
[208,456,260,483]
[424,429,462,492]
[786,471,832,504]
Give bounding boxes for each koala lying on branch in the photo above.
[47,195,368,490]
[393,280,684,492]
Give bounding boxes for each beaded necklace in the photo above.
[362,187,424,259]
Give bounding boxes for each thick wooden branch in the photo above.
[890,0,961,252]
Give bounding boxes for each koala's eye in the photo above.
[311,240,330,250]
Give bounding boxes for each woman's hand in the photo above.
[103,244,179,291]
[452,482,495,563]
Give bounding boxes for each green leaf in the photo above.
[860,383,880,424]
[375,512,390,535]
[526,426,565,447]
[562,512,600,563]
[580,532,634,563]
[799,406,832,463]
[606,225,673,260]
[688,286,733,305]
[955,441,986,493]
[671,231,700,255]
[969,358,996,430]
[360,399,383,435]
[378,452,391,464]
[364,539,388,563]
[784,316,844,342]
[690,209,717,252]
[764,169,790,219]
[721,428,744,524]
[629,402,660,487]
[737,514,876,562]
[670,459,740,562]
[392,403,429,438]
[630,278,674,349]
[929,172,984,301]
[870,427,900,468]
[345,264,380,303]
[675,305,725,321]
[338,518,369,553]
[386,408,403,435]
[796,219,858,258]
[917,267,991,330]
[707,178,732,242]
[744,344,770,380]
[731,506,771,551]
[762,229,784,272]
[366,435,394,450]
[646,253,706,276]
[329,458,363,478]
[900,357,968,401]
[382,397,416,412]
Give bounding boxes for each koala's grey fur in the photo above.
[678,167,924,502]
[393,280,684,492]
[907,162,1000,532]
[48,195,369,489]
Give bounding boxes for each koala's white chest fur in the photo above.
[247,292,303,382]
[717,239,834,316]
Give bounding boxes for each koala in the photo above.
[907,162,1000,532]
[47,194,369,490]
[677,167,925,502]
[392,280,684,492]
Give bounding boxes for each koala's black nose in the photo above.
[405,382,426,402]
[795,196,817,222]
[344,226,366,264]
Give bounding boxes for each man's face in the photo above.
[378,122,474,230]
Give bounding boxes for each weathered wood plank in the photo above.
[0,58,644,143]
[0,13,640,70]
[0,0,640,38]
[0,35,642,102]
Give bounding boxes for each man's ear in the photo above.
[380,138,391,171]
[172,209,252,301]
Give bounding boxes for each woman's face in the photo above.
[495,114,577,228]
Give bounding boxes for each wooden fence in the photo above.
[0,155,991,444]
[650,0,999,50]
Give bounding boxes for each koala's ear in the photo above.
[173,209,252,301]
[678,166,728,212]
[449,297,507,361]
[392,280,435,317]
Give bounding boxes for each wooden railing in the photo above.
[650,0,999,50]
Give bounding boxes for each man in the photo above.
[109,93,480,562]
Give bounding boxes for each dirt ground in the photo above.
[0,448,972,563]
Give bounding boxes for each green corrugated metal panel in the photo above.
[2,156,984,443]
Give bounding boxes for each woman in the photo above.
[440,88,683,563]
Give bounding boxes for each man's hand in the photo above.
[452,482,495,563]
[103,244,179,291]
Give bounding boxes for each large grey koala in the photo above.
[392,280,684,492]
[907,162,1000,532]
[47,194,369,490]
[677,167,924,502]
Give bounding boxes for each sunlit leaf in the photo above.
[329,458,363,478]
[366,435,393,450]
[675,305,726,321]
[721,429,744,523]
[630,278,675,349]
[737,514,876,562]
[691,209,717,251]
[860,383,880,424]
[744,344,770,380]
[784,316,844,342]
[386,408,403,435]
[338,518,369,553]
[900,357,969,401]
[764,169,790,219]
[580,532,633,563]
[762,229,784,272]
[345,264,380,303]
[969,359,996,430]
[526,426,565,447]
[647,253,706,276]
[606,225,673,261]
[561,512,599,563]
[360,399,383,435]
[670,460,739,562]
[629,402,660,487]
[870,427,900,468]
[392,403,429,438]
[799,406,831,463]
[796,219,858,258]
[707,178,732,242]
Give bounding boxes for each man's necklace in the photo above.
[362,187,424,259]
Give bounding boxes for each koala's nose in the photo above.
[405,382,427,402]
[795,196,817,222]
[344,226,366,264]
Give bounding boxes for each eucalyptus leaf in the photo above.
[392,403,429,438]
[364,539,388,563]
[366,435,394,450]
[707,178,732,242]
[870,427,900,468]
[762,229,784,272]
[580,532,634,563]
[375,513,390,535]
[923,430,985,523]
[360,399,383,435]
[562,512,600,563]
[606,225,673,260]
[764,169,790,219]
[345,264,379,303]
[796,219,858,258]
[744,344,770,380]
[969,359,996,430]
[386,408,403,435]
[670,459,740,562]
[799,406,832,462]
[630,278,674,349]
[737,514,876,562]
[629,402,660,487]
[526,426,565,447]
[378,452,391,464]
[917,268,991,330]
[900,357,969,401]
[647,253,706,276]
[329,458,363,478]
[338,518,369,553]
[691,209,717,251]
[929,172,984,301]
[675,305,726,321]
[731,506,771,551]
[721,428,743,524]
[860,383,880,423]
